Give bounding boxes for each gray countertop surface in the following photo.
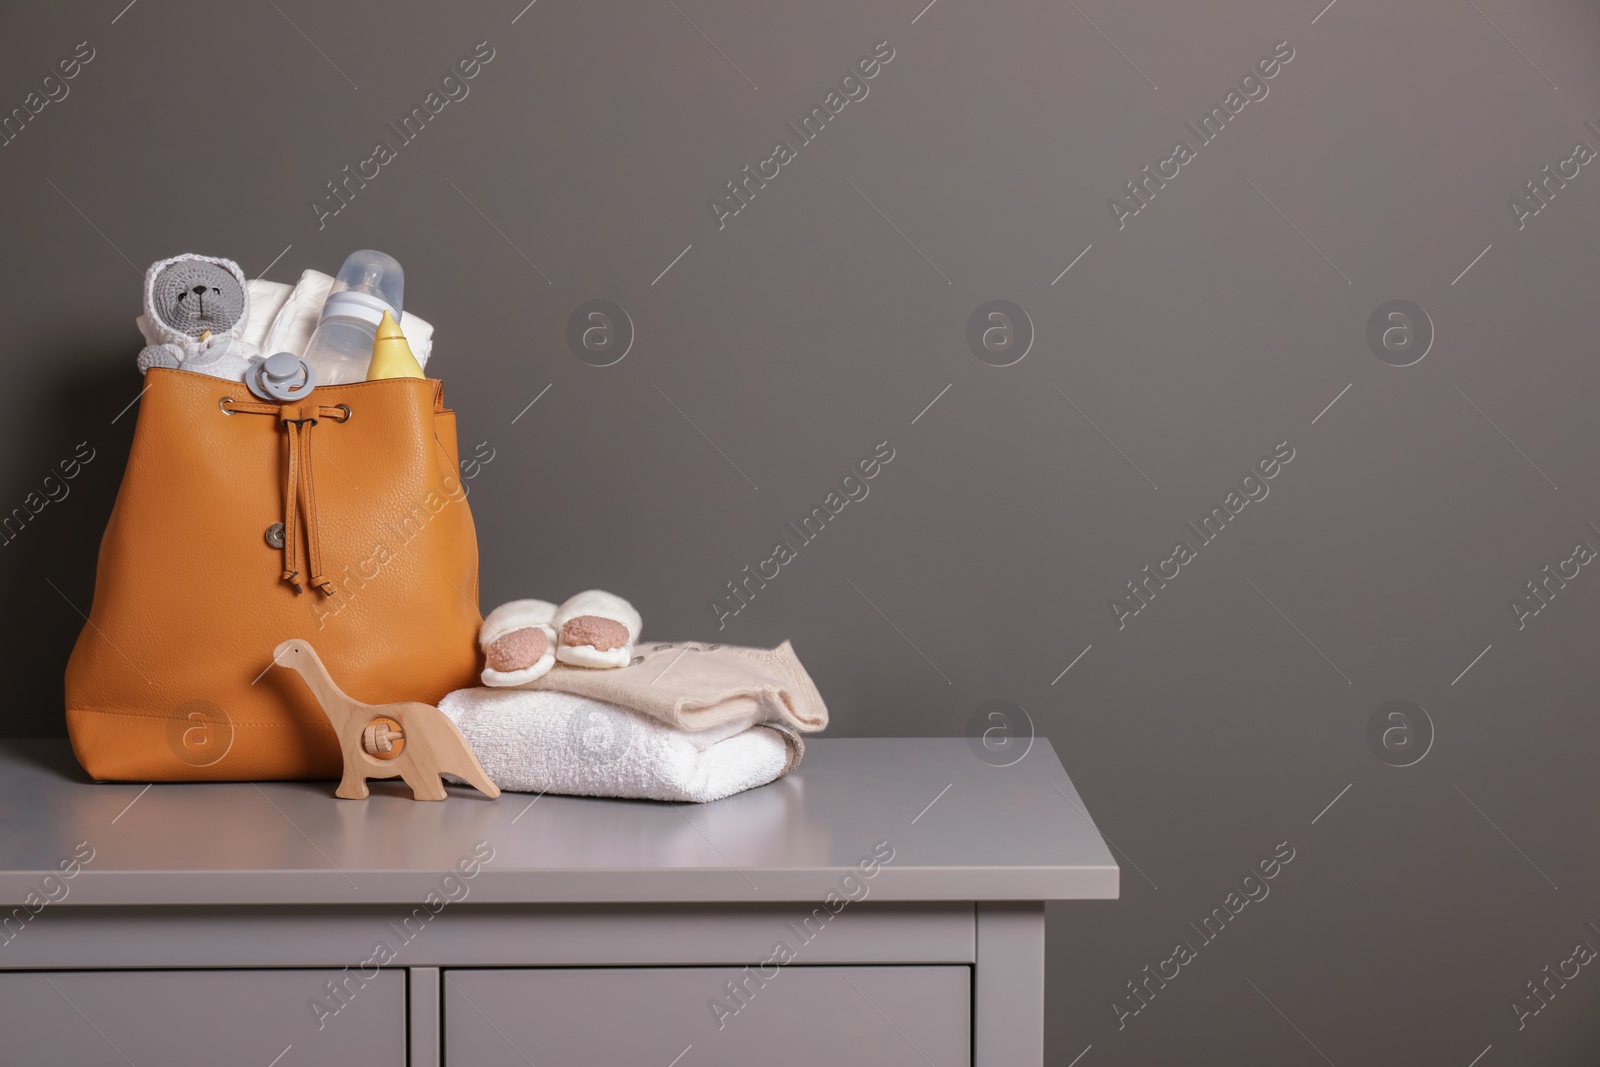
[0,738,1118,906]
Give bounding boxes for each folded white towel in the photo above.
[439,688,803,803]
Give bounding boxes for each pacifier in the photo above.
[246,351,318,402]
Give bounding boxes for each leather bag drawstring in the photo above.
[222,397,349,596]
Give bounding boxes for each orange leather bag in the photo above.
[64,367,482,781]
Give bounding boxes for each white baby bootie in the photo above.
[479,599,558,687]
[553,590,641,669]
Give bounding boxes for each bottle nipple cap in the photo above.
[320,250,404,326]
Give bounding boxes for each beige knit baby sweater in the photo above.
[525,640,828,734]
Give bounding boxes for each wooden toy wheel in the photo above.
[362,717,406,760]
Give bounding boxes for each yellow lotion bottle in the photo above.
[366,309,425,380]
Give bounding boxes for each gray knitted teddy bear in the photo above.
[136,254,259,380]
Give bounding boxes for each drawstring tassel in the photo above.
[295,419,336,597]
[223,398,346,596]
[280,415,305,593]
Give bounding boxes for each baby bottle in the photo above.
[301,250,405,385]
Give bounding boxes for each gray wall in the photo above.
[4,0,1600,1062]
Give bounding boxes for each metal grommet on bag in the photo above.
[332,404,352,422]
[265,523,285,549]
[219,396,236,415]
[247,352,318,402]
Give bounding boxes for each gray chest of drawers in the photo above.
[0,737,1117,1065]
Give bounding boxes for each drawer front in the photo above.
[445,965,970,1066]
[0,969,406,1066]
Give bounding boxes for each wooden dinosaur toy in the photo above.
[273,639,500,801]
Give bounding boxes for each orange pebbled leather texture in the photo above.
[64,368,482,781]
